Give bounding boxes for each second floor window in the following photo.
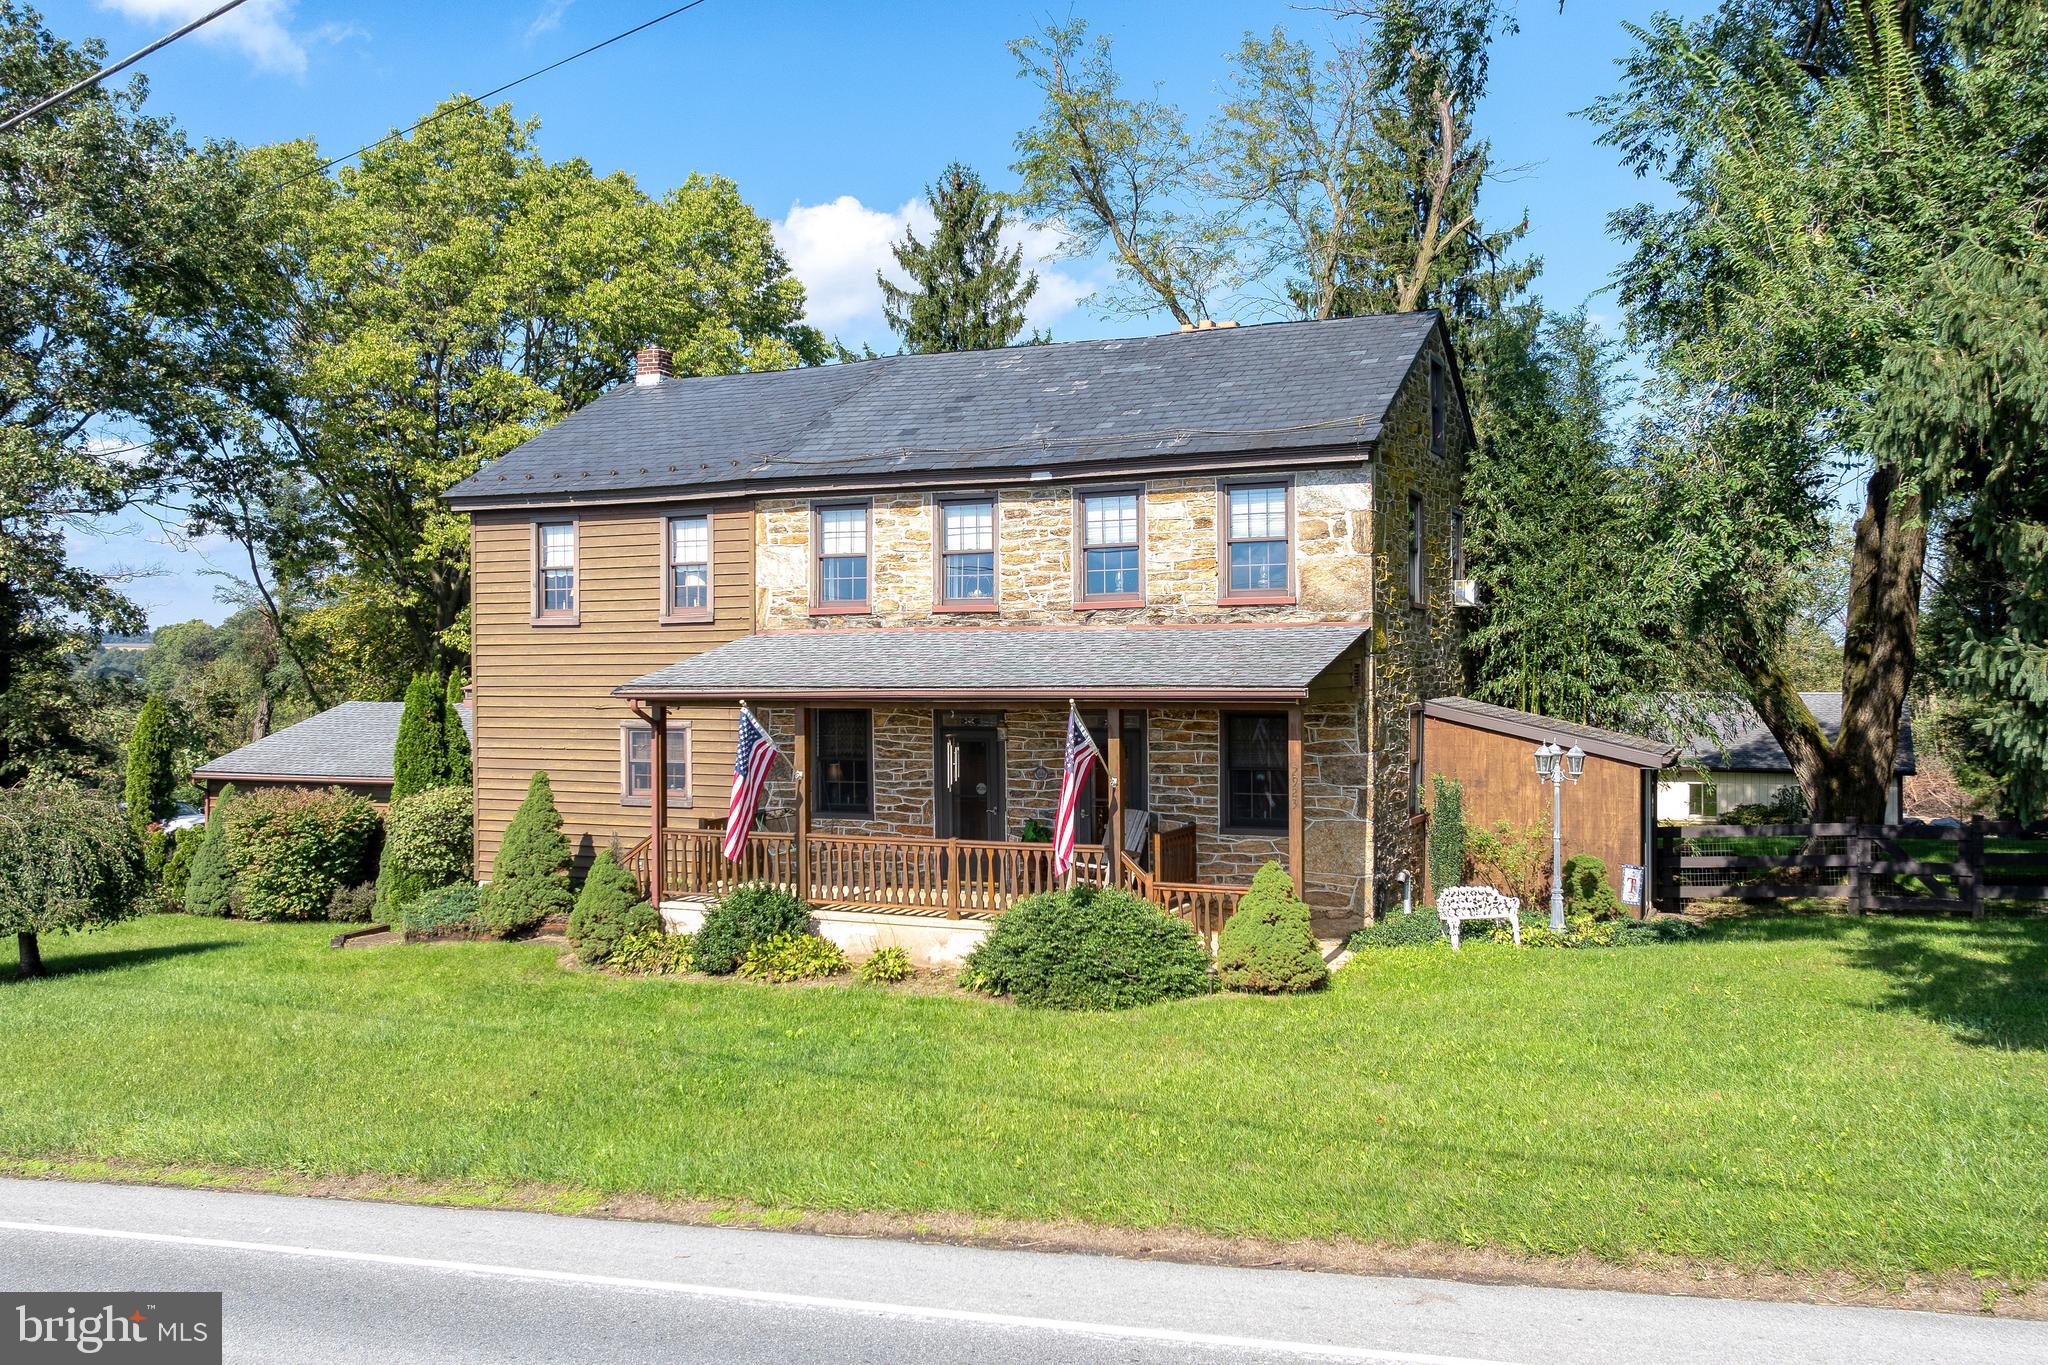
[1223,482,1290,599]
[666,514,710,618]
[1078,490,1142,604]
[536,521,576,619]
[813,708,872,815]
[938,498,995,605]
[815,504,869,609]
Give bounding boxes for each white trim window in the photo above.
[667,514,711,617]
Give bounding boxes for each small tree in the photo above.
[443,670,472,785]
[390,672,448,801]
[1427,774,1466,899]
[183,790,235,917]
[1215,861,1328,994]
[483,770,571,934]
[123,696,177,834]
[567,847,657,966]
[0,780,144,978]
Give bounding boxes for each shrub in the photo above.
[1466,818,1548,906]
[739,931,849,982]
[1347,911,1448,950]
[964,884,1214,1010]
[693,883,813,975]
[483,771,571,935]
[162,826,204,909]
[183,824,233,917]
[326,881,377,923]
[123,695,176,833]
[568,849,658,966]
[858,945,914,984]
[384,786,474,901]
[1427,774,1466,896]
[401,883,485,937]
[612,929,692,975]
[1562,854,1625,921]
[1215,861,1328,993]
[220,788,380,921]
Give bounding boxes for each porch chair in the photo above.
[1434,885,1522,950]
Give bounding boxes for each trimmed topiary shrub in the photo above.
[1346,911,1448,950]
[738,931,849,982]
[1428,774,1465,898]
[568,849,658,966]
[858,944,913,984]
[401,882,485,937]
[1215,861,1329,993]
[1562,854,1625,922]
[384,786,473,901]
[219,788,381,921]
[693,883,812,975]
[482,771,571,935]
[963,884,1214,1010]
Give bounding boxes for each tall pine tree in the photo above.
[122,696,176,834]
[878,163,1042,352]
[389,673,448,801]
[443,670,472,786]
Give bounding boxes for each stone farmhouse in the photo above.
[442,312,1472,950]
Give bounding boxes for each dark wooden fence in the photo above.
[1654,817,2048,917]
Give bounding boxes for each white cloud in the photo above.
[525,0,575,42]
[96,0,318,77]
[773,195,1097,351]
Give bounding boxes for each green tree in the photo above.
[390,673,450,801]
[443,670,472,786]
[182,788,235,918]
[483,771,571,934]
[1215,862,1329,994]
[567,847,656,966]
[0,779,142,977]
[1589,0,2047,818]
[880,163,1041,352]
[122,697,176,833]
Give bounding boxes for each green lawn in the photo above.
[4,914,2046,1285]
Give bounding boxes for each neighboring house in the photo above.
[1657,693,1915,823]
[192,700,475,813]
[443,313,1473,942]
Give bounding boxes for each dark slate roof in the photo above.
[1677,693,1915,775]
[615,625,1369,702]
[444,313,1444,507]
[193,701,474,783]
[1422,697,1678,768]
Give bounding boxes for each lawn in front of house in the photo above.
[3,913,2046,1285]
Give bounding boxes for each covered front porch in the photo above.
[615,625,1369,939]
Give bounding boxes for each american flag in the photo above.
[722,706,781,861]
[1053,704,1101,876]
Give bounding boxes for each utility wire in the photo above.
[0,0,255,133]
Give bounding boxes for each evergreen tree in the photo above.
[390,672,447,801]
[443,670,472,785]
[483,771,571,934]
[183,789,235,917]
[1215,862,1328,994]
[878,163,1041,352]
[567,847,656,966]
[122,696,177,834]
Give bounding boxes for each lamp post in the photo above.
[1533,741,1586,932]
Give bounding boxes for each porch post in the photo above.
[794,705,812,901]
[648,701,668,902]
[1287,704,1305,895]
[1106,706,1123,888]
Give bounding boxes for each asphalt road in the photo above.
[2,1178,2042,1364]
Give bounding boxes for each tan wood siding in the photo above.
[471,503,754,876]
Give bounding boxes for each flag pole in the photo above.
[1064,699,1079,891]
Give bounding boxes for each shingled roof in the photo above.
[193,701,474,784]
[1677,693,1916,775]
[615,624,1368,703]
[444,313,1448,508]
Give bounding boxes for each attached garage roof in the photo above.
[192,701,474,784]
[1423,697,1678,769]
[616,625,1368,703]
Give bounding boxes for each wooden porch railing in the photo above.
[627,827,1243,934]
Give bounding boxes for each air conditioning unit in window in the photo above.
[1452,578,1480,608]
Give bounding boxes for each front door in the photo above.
[938,726,1003,840]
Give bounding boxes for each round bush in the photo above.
[220,788,380,921]
[964,884,1214,1010]
[568,849,659,966]
[326,881,377,923]
[693,884,813,975]
[401,883,484,937]
[385,786,474,894]
[1561,854,1625,921]
[1216,862,1329,993]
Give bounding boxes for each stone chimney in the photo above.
[634,345,674,386]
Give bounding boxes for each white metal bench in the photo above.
[1435,885,1522,950]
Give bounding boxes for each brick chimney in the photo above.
[634,345,674,386]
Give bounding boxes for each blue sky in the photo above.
[47,0,1690,627]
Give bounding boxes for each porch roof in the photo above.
[614,624,1367,704]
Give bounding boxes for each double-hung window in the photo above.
[621,722,690,805]
[665,514,711,620]
[535,521,577,622]
[812,709,872,815]
[1221,713,1289,832]
[1077,490,1142,605]
[814,503,870,611]
[1221,481,1291,601]
[937,498,996,608]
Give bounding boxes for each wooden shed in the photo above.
[1419,698,1679,905]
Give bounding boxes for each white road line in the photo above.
[0,1217,1525,1365]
